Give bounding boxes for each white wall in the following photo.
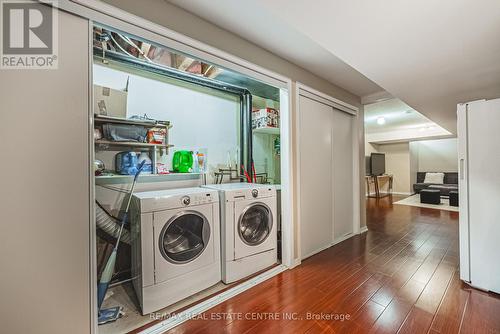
[376,143,411,194]
[413,138,458,172]
[253,133,280,183]
[365,141,412,194]
[365,141,379,155]
[93,64,240,181]
[365,138,458,196]
[409,141,419,188]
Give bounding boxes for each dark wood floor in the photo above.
[167,195,500,333]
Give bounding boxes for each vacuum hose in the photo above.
[96,203,131,245]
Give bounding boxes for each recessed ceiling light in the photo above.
[376,117,386,125]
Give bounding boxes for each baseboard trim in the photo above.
[291,258,301,268]
[367,191,412,196]
[301,233,356,261]
[389,191,412,196]
[359,226,368,234]
[301,243,335,261]
[332,232,355,246]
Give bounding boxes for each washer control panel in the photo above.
[181,196,191,206]
[180,193,213,206]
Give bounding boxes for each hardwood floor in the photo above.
[166,195,500,333]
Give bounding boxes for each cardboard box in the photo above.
[93,85,127,118]
[252,108,279,129]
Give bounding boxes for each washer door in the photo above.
[159,211,210,264]
[238,203,273,246]
[234,198,277,260]
[153,204,218,284]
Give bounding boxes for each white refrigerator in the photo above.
[458,98,500,293]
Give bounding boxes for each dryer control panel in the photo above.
[226,186,276,201]
[181,193,214,206]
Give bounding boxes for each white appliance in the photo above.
[130,188,221,314]
[202,183,278,283]
[458,98,500,294]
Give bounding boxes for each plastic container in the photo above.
[138,151,153,174]
[193,150,207,173]
[172,150,193,173]
[115,151,138,175]
[156,148,170,174]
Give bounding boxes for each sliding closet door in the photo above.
[0,9,91,334]
[332,110,354,240]
[299,96,333,259]
[299,90,356,260]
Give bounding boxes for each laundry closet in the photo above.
[91,25,285,333]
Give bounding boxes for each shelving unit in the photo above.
[252,126,280,135]
[95,140,174,150]
[94,114,173,175]
[95,172,204,185]
[94,114,171,128]
[252,125,280,185]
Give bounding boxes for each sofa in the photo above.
[413,172,458,196]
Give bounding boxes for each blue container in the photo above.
[115,151,139,175]
[137,151,153,174]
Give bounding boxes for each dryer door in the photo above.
[159,211,210,264]
[234,197,277,260]
[154,204,216,283]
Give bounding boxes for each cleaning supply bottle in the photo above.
[156,148,170,174]
[172,150,193,173]
[274,136,281,155]
[138,151,153,174]
[193,151,206,173]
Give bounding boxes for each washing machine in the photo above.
[202,183,277,283]
[130,187,221,315]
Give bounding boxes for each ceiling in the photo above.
[365,98,452,143]
[365,99,433,134]
[167,0,500,134]
[166,0,382,97]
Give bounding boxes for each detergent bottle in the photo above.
[172,150,193,173]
